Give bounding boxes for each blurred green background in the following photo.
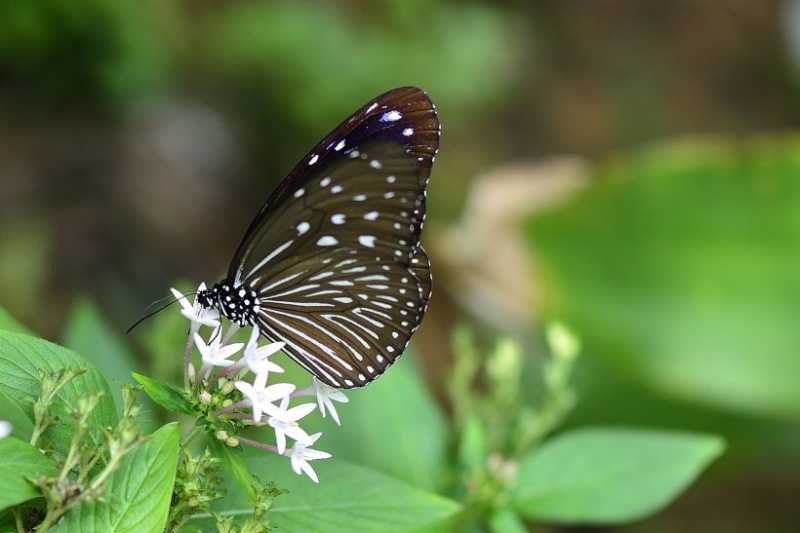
[0,1,799,531]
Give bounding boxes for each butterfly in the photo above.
[196,87,439,389]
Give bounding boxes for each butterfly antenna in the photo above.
[125,292,195,335]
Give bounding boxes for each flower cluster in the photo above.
[173,284,348,483]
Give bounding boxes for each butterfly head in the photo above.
[197,281,260,327]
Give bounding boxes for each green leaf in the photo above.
[302,352,449,491]
[210,438,257,501]
[0,389,34,439]
[52,423,180,533]
[209,455,461,533]
[0,331,118,453]
[132,373,193,416]
[527,136,800,417]
[0,437,59,508]
[0,306,31,335]
[63,299,144,412]
[511,427,725,524]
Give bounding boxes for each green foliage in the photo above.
[206,0,518,129]
[527,136,800,417]
[511,428,725,524]
[52,424,180,533]
[63,299,145,411]
[206,454,461,533]
[0,438,59,509]
[0,300,723,531]
[210,438,258,502]
[133,372,193,416]
[0,0,177,110]
[302,352,449,491]
[0,331,117,453]
[0,306,32,335]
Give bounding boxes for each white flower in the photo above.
[267,396,316,454]
[284,432,331,483]
[0,420,11,439]
[172,283,220,333]
[235,380,295,423]
[242,327,285,388]
[299,377,348,425]
[195,328,243,369]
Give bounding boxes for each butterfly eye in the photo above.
[197,87,439,389]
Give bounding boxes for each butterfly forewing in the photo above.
[230,87,438,277]
[208,87,439,389]
[236,142,426,287]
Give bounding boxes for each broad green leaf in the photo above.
[207,455,460,533]
[0,331,118,453]
[210,438,257,501]
[302,352,448,491]
[512,427,725,524]
[63,299,144,411]
[0,437,58,508]
[0,389,34,439]
[0,306,31,335]
[132,373,193,416]
[52,423,180,533]
[527,136,800,417]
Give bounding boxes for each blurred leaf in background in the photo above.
[0,0,179,111]
[528,135,800,419]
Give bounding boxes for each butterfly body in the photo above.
[197,87,439,389]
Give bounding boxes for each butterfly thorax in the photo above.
[197,282,260,327]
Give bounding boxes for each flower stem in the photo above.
[180,426,203,448]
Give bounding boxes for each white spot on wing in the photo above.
[366,102,378,113]
[335,139,346,151]
[363,211,379,220]
[386,175,396,183]
[320,176,331,187]
[353,194,366,201]
[380,110,402,122]
[294,188,305,198]
[331,185,343,194]
[331,213,346,225]
[296,221,310,235]
[359,235,377,248]
[370,160,382,169]
[402,127,413,137]
[317,236,339,246]
[309,154,319,165]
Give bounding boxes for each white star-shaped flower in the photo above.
[0,420,11,440]
[194,329,243,370]
[234,380,295,423]
[243,327,285,388]
[172,283,220,333]
[309,377,349,425]
[284,432,331,483]
[267,396,316,454]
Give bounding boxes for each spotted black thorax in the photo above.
[197,282,260,327]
